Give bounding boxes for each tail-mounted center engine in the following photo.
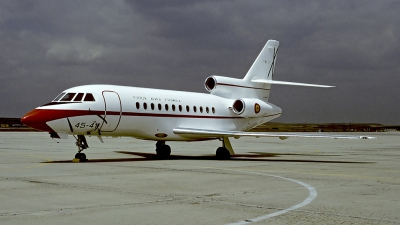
[232,98,276,117]
[205,75,250,98]
[204,75,268,99]
[204,76,218,92]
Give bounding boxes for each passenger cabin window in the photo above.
[206,107,209,113]
[151,103,155,110]
[60,93,76,101]
[136,102,140,109]
[200,106,203,113]
[193,106,197,113]
[53,92,66,101]
[186,105,190,112]
[73,93,84,101]
[172,104,175,111]
[165,104,169,111]
[84,93,95,101]
[158,104,162,110]
[179,105,182,112]
[143,102,147,110]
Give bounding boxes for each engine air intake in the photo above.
[232,99,245,115]
[205,76,217,92]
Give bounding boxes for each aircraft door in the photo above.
[100,91,122,132]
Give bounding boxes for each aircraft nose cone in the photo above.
[21,109,54,132]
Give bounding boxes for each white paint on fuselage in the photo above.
[42,85,282,141]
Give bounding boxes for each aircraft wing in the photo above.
[173,127,375,140]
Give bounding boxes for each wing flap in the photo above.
[173,127,375,139]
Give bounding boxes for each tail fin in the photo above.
[205,40,279,101]
[243,40,279,81]
[245,40,334,88]
[205,40,333,101]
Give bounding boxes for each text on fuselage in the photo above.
[133,96,181,102]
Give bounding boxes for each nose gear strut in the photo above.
[73,135,89,162]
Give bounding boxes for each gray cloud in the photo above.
[0,0,399,124]
[45,38,105,64]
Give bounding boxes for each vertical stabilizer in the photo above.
[205,40,280,100]
[243,40,279,82]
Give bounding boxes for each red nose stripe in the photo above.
[21,108,95,132]
[21,109,55,132]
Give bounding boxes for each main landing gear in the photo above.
[74,135,89,162]
[154,137,235,160]
[216,137,235,160]
[156,141,171,159]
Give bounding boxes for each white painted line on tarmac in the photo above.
[224,169,317,225]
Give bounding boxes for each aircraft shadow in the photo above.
[44,151,374,164]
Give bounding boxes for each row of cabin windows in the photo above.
[53,92,95,102]
[135,102,215,114]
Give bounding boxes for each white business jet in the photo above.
[21,40,373,161]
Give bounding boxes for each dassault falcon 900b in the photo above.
[21,40,373,161]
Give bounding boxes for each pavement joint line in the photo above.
[1,177,179,199]
[0,198,176,218]
[0,153,52,172]
[229,168,400,184]
[278,208,400,223]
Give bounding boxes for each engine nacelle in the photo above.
[205,75,271,100]
[232,98,278,117]
[205,75,257,99]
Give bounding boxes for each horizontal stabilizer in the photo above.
[173,127,375,139]
[252,79,335,88]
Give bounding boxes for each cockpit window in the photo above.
[60,93,76,101]
[53,92,66,101]
[73,93,84,101]
[84,93,95,101]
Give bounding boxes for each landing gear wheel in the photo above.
[74,153,87,162]
[156,145,171,159]
[155,141,171,159]
[216,147,231,160]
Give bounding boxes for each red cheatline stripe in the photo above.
[28,109,281,122]
[28,109,240,121]
[217,83,270,90]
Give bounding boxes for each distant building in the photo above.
[0,117,29,130]
[250,122,400,132]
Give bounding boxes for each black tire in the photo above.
[75,153,87,161]
[75,153,82,159]
[216,147,231,160]
[156,145,171,159]
[80,153,87,160]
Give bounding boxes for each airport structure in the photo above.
[250,122,400,132]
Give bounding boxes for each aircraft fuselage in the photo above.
[22,84,282,141]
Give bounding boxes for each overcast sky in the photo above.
[0,0,399,124]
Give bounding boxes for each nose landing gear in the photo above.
[73,135,89,162]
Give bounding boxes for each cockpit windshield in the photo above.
[53,92,66,101]
[83,93,95,101]
[60,93,76,101]
[52,92,96,102]
[73,93,84,101]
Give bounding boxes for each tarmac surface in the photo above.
[0,132,399,225]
